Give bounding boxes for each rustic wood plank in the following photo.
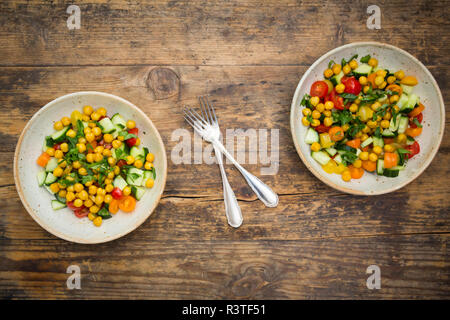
[0,0,449,66]
[0,235,448,299]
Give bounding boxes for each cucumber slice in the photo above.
[130,146,145,160]
[377,159,384,175]
[111,143,126,159]
[373,136,384,148]
[325,148,337,157]
[51,126,70,142]
[406,136,415,145]
[401,94,419,114]
[353,63,372,76]
[389,114,402,132]
[391,165,405,171]
[311,151,331,166]
[330,71,344,85]
[44,172,57,185]
[360,137,373,148]
[55,193,66,203]
[45,185,55,194]
[397,94,409,109]
[304,128,319,145]
[141,171,154,187]
[334,154,343,164]
[383,169,399,178]
[131,186,146,200]
[111,113,127,129]
[113,175,128,190]
[51,200,67,210]
[126,168,144,186]
[37,171,47,186]
[97,207,112,219]
[98,117,116,133]
[382,129,396,137]
[400,84,413,95]
[45,157,59,172]
[397,116,409,134]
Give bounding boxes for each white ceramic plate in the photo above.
[14,92,168,243]
[290,42,445,195]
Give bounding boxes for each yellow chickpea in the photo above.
[78,167,87,176]
[144,162,153,170]
[310,119,320,127]
[359,151,369,161]
[102,149,112,157]
[103,133,113,143]
[359,76,368,86]
[380,120,390,128]
[378,81,387,89]
[335,83,345,94]
[55,150,64,159]
[349,60,358,69]
[85,132,95,143]
[145,178,155,188]
[301,117,310,126]
[134,138,141,146]
[77,143,86,153]
[90,205,100,214]
[46,147,55,156]
[97,107,107,117]
[324,68,333,78]
[349,104,358,113]
[126,120,136,129]
[373,146,382,155]
[92,127,102,136]
[91,112,101,121]
[94,195,104,206]
[387,76,396,84]
[389,95,399,104]
[368,58,378,68]
[78,190,89,201]
[324,101,334,110]
[60,143,69,153]
[54,121,63,131]
[93,216,102,227]
[84,199,93,208]
[61,116,71,127]
[74,183,84,193]
[332,64,342,75]
[341,170,351,182]
[94,153,103,162]
[105,184,114,193]
[126,155,135,165]
[384,144,395,152]
[146,153,155,163]
[112,140,122,149]
[107,171,115,179]
[394,70,405,80]
[108,157,116,166]
[302,108,311,116]
[50,183,60,193]
[58,189,67,198]
[104,194,113,204]
[343,64,351,75]
[66,192,75,202]
[114,166,120,175]
[323,110,332,117]
[83,105,94,115]
[353,159,362,168]
[323,117,333,127]
[66,129,76,138]
[312,110,321,119]
[89,185,98,195]
[73,161,81,169]
[74,199,83,208]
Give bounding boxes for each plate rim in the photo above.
[290,41,445,195]
[13,91,168,243]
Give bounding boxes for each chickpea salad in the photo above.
[301,54,423,182]
[36,106,156,227]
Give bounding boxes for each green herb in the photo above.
[45,136,55,147]
[300,94,312,109]
[340,93,358,104]
[328,60,335,69]
[341,151,358,165]
[413,118,422,128]
[374,126,381,138]
[307,114,314,123]
[397,148,411,154]
[360,55,371,63]
[119,131,137,140]
[332,110,353,126]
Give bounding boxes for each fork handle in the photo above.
[213,141,279,208]
[214,145,243,228]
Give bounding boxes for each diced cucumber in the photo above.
[44,172,57,185]
[130,146,145,160]
[113,175,128,190]
[126,168,144,186]
[382,129,396,137]
[51,200,67,210]
[361,137,373,148]
[400,84,413,95]
[111,113,127,129]
[141,171,154,186]
[42,140,48,152]
[373,136,384,148]
[98,117,116,133]
[55,193,66,203]
[397,94,409,109]
[45,185,55,194]
[51,126,70,142]
[97,207,112,219]
[397,116,409,134]
[383,169,399,178]
[131,186,146,200]
[45,157,59,172]
[353,63,372,76]
[325,148,337,157]
[311,151,331,166]
[334,154,343,164]
[111,124,123,138]
[37,171,47,186]
[304,128,319,145]
[401,94,419,114]
[356,148,361,157]
[391,165,405,171]
[389,114,402,132]
[377,159,384,175]
[330,71,344,85]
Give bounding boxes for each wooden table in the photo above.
[1,0,449,299]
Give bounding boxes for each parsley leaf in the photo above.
[360,55,371,63]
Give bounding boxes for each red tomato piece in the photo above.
[341,76,362,95]
[126,127,139,147]
[315,124,330,133]
[111,187,123,200]
[128,128,139,135]
[410,113,423,128]
[326,89,344,110]
[310,81,329,99]
[406,141,420,159]
[74,207,89,218]
[67,201,77,210]
[117,159,127,167]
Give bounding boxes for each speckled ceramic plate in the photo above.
[14,92,168,243]
[290,42,445,195]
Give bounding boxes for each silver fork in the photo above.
[183,97,278,209]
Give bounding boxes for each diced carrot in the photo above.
[405,127,423,137]
[328,126,345,141]
[362,160,376,172]
[384,152,398,169]
[349,165,364,179]
[367,73,377,88]
[346,138,361,149]
[36,152,51,167]
[408,103,425,118]
[383,138,395,145]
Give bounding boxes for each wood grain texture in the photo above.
[0,0,449,299]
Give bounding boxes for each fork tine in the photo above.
[184,106,208,128]
[204,96,218,124]
[198,96,211,124]
[183,110,204,133]
[183,106,208,131]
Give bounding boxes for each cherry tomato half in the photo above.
[126,127,139,147]
[315,124,330,133]
[111,187,123,200]
[410,113,423,128]
[310,81,329,99]
[341,76,361,95]
[74,207,89,218]
[406,141,420,159]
